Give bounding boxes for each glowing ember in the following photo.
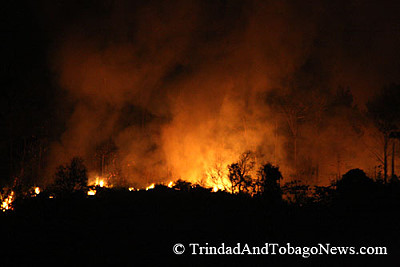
[87,189,96,196]
[167,181,174,188]
[145,183,155,191]
[128,187,136,191]
[34,187,40,195]
[1,191,14,212]
[49,195,54,199]
[212,186,218,192]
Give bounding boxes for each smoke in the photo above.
[45,0,400,186]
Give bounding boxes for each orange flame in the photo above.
[1,191,14,212]
[145,183,155,191]
[87,189,96,196]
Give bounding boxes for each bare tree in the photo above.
[366,84,400,183]
[227,151,255,194]
[266,91,309,173]
[95,139,118,178]
[207,161,229,191]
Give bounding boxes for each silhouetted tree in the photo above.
[173,179,192,192]
[367,84,400,183]
[257,163,282,203]
[207,161,229,192]
[313,185,335,205]
[53,157,88,193]
[282,180,311,206]
[335,169,375,207]
[228,151,255,194]
[275,95,307,171]
[336,169,373,192]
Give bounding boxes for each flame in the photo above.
[205,166,231,192]
[88,175,111,188]
[49,195,54,199]
[94,177,105,187]
[167,181,174,188]
[129,187,139,191]
[34,187,40,195]
[145,183,155,191]
[1,191,14,212]
[87,189,96,196]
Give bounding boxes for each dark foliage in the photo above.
[173,179,193,192]
[52,157,88,194]
[366,84,400,182]
[227,151,255,194]
[334,168,376,207]
[281,180,311,206]
[1,178,400,266]
[2,166,400,266]
[256,163,283,203]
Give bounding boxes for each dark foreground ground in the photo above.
[1,188,399,266]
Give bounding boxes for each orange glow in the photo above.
[88,175,111,188]
[167,181,174,188]
[34,187,40,195]
[1,191,14,212]
[46,0,395,191]
[87,189,96,195]
[145,183,155,191]
[94,177,105,187]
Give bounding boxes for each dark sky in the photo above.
[2,0,400,185]
[3,0,400,121]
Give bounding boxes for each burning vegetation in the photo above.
[2,1,400,265]
[0,152,373,212]
[1,191,14,212]
[2,0,400,198]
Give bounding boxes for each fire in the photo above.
[1,191,14,212]
[167,181,174,188]
[205,166,231,192]
[94,177,105,187]
[88,175,111,188]
[87,189,96,196]
[34,187,40,195]
[128,187,139,191]
[145,183,155,191]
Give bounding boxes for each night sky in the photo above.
[3,2,400,265]
[2,0,400,186]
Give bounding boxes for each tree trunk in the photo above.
[294,134,297,173]
[392,140,395,179]
[274,119,278,165]
[384,136,388,183]
[101,155,105,177]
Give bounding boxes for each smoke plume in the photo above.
[45,0,400,186]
